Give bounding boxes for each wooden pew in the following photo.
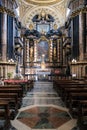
[68,92,87,116]
[4,80,34,95]
[0,93,18,113]
[60,85,85,98]
[77,100,87,130]
[78,100,87,117]
[54,80,87,98]
[0,100,11,129]
[63,87,87,104]
[0,87,23,99]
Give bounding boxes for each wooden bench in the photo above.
[68,93,87,116]
[60,85,86,98]
[0,93,18,114]
[4,80,34,95]
[78,100,87,117]
[77,100,87,130]
[0,87,23,99]
[54,80,87,98]
[0,100,11,129]
[63,87,87,104]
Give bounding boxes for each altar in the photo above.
[36,69,51,81]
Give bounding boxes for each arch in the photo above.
[25,0,62,5]
[21,6,64,27]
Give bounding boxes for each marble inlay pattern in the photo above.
[17,106,71,129]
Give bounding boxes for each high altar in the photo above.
[21,10,65,80]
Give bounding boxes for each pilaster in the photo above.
[1,12,7,61]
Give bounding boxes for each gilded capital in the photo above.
[0,6,15,17]
[0,6,6,13]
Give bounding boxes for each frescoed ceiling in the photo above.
[18,0,68,28]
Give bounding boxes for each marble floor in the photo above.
[11,81,77,130]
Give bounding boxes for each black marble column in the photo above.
[7,15,13,59]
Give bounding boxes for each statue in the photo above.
[29,23,34,30]
[53,24,57,30]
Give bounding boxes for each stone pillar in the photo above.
[1,12,7,61]
[49,39,53,62]
[79,11,84,61]
[34,39,37,62]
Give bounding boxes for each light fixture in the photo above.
[8,59,14,63]
[72,59,77,63]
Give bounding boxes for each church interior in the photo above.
[0,0,87,130]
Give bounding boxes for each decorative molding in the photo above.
[70,7,87,18]
[19,1,33,20]
[53,1,66,22]
[25,0,62,6]
[6,8,15,17]
[22,6,63,27]
[0,6,5,13]
[0,6,15,17]
[37,36,49,43]
[19,0,67,27]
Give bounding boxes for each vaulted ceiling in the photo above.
[18,0,69,28]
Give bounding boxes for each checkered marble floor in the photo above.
[11,81,77,130]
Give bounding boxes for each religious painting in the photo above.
[37,40,49,61]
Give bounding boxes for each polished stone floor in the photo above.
[11,81,77,130]
[11,81,76,130]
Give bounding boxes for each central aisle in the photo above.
[22,81,64,107]
[11,81,77,130]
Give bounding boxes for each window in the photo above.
[37,23,50,33]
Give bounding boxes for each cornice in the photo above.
[25,0,62,6]
[0,6,15,17]
[70,7,87,18]
[0,6,5,13]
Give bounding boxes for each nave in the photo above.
[11,81,77,130]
